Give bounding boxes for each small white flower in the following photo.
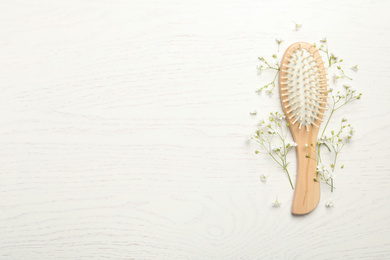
[250,110,257,116]
[305,144,309,148]
[325,200,334,207]
[334,142,342,151]
[318,136,327,144]
[272,197,282,207]
[317,163,325,174]
[349,127,355,136]
[268,130,276,135]
[323,171,330,179]
[332,74,338,83]
[259,120,266,127]
[260,174,268,183]
[273,112,285,121]
[295,23,302,31]
[342,117,347,122]
[351,64,358,72]
[275,39,283,45]
[272,145,282,152]
[329,171,335,179]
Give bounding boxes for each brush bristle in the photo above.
[280,43,328,130]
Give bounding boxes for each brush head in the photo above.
[279,42,328,131]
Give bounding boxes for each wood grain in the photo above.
[1,0,390,259]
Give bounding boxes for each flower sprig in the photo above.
[276,39,284,52]
[316,117,354,190]
[313,38,361,192]
[315,38,343,68]
[256,50,281,95]
[334,66,353,81]
[251,112,295,189]
[316,38,355,83]
[315,70,361,191]
[293,21,302,31]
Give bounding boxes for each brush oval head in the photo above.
[279,42,328,132]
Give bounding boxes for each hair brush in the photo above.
[279,42,328,215]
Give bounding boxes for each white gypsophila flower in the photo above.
[271,145,278,152]
[318,136,327,144]
[325,200,335,207]
[323,171,330,179]
[334,142,342,151]
[349,127,355,136]
[295,23,302,31]
[273,112,285,121]
[332,74,338,83]
[288,142,298,147]
[317,163,325,174]
[342,117,347,122]
[305,144,309,148]
[272,198,282,207]
[259,120,266,127]
[329,171,335,179]
[250,110,257,116]
[350,87,357,93]
[351,64,358,72]
[268,130,276,135]
[328,86,333,92]
[260,174,268,183]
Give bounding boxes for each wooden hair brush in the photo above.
[279,42,328,215]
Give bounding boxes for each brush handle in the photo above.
[291,137,320,215]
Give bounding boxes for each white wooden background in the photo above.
[1,0,390,259]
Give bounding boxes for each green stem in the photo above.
[258,141,284,169]
[330,149,339,192]
[324,179,336,189]
[264,60,279,71]
[331,178,334,192]
[284,167,294,190]
[321,105,335,137]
